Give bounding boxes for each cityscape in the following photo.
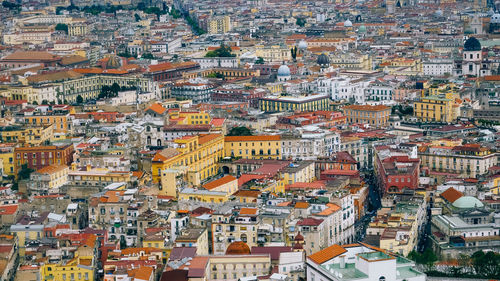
[0,0,499,280]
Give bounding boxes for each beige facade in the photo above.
[208,255,271,281]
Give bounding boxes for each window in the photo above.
[379,277,386,281]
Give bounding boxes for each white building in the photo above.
[306,243,426,281]
[317,77,369,103]
[192,57,238,69]
[423,59,454,76]
[281,129,340,160]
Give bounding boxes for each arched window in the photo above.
[146,126,151,132]
[379,277,386,281]
[147,136,151,145]
[157,139,162,147]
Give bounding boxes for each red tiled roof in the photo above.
[202,175,236,190]
[440,187,463,203]
[308,244,347,264]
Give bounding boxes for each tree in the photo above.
[76,95,84,104]
[205,44,236,58]
[255,57,264,64]
[55,23,68,34]
[134,13,141,22]
[110,83,121,95]
[119,235,127,249]
[296,17,306,27]
[228,126,253,136]
[421,249,438,270]
[291,46,298,61]
[141,53,155,59]
[18,164,34,180]
[41,100,49,105]
[32,101,38,105]
[471,250,500,278]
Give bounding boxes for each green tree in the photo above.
[119,235,127,249]
[55,23,68,34]
[18,164,34,180]
[134,13,141,22]
[76,95,84,104]
[255,57,264,64]
[110,83,120,95]
[205,44,235,58]
[228,126,253,136]
[41,100,49,105]
[291,46,298,61]
[141,53,155,59]
[421,249,438,270]
[471,250,500,278]
[296,17,306,27]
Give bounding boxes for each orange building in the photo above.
[343,104,391,127]
[14,144,74,174]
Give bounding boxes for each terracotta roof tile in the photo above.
[308,244,347,264]
[202,175,236,190]
[440,187,463,203]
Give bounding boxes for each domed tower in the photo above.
[462,37,482,76]
[344,19,353,29]
[225,241,251,255]
[298,40,308,51]
[106,54,122,69]
[292,232,304,252]
[317,53,330,68]
[277,63,291,81]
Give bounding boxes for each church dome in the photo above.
[298,40,308,50]
[317,53,330,66]
[225,241,251,255]
[344,19,353,27]
[358,25,367,33]
[452,196,484,209]
[464,37,481,51]
[293,242,303,250]
[295,232,304,241]
[106,55,121,69]
[277,64,291,76]
[491,13,500,24]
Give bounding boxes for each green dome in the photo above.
[452,196,484,209]
[358,25,367,33]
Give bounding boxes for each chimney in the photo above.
[339,255,346,269]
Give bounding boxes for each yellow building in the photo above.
[224,135,281,160]
[152,134,224,185]
[413,94,456,123]
[0,144,15,176]
[255,45,291,62]
[40,245,95,281]
[68,19,88,36]
[178,188,231,203]
[0,125,54,146]
[29,164,69,194]
[489,176,500,194]
[259,94,329,113]
[208,15,231,34]
[331,53,372,70]
[169,110,211,125]
[68,166,131,186]
[10,224,44,257]
[202,175,238,194]
[281,160,315,186]
[175,228,209,255]
[24,114,71,134]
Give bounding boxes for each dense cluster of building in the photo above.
[0,0,499,280]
